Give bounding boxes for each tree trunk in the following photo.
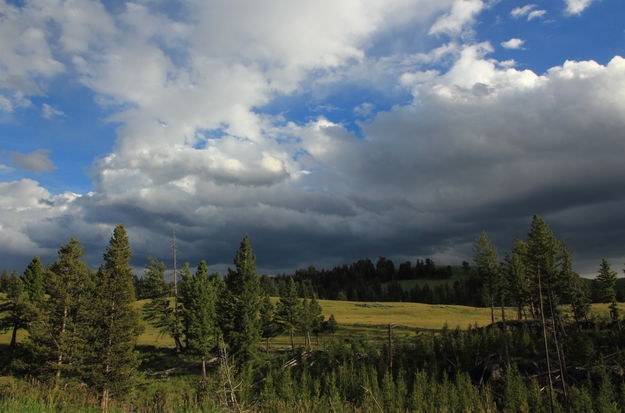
[306,331,311,350]
[500,296,510,367]
[201,357,207,380]
[174,336,183,353]
[290,327,294,350]
[490,295,495,324]
[538,269,555,413]
[266,337,270,353]
[10,324,18,347]
[55,305,68,382]
[101,388,109,411]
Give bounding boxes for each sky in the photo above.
[1,0,625,277]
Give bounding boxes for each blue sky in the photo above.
[1,0,624,276]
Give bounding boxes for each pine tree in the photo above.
[0,273,36,347]
[259,293,282,352]
[562,246,590,325]
[141,257,167,299]
[86,225,142,409]
[276,277,302,350]
[222,235,261,364]
[22,256,45,302]
[473,231,501,324]
[525,215,561,318]
[186,261,219,379]
[0,270,10,293]
[596,259,619,323]
[299,296,323,350]
[504,239,530,320]
[28,238,91,381]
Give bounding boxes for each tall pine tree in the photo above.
[222,235,261,365]
[473,231,501,324]
[596,259,619,323]
[186,261,219,379]
[86,225,142,409]
[28,238,91,381]
[276,277,301,350]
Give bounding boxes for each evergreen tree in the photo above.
[0,273,36,347]
[276,277,302,350]
[525,215,561,318]
[473,231,501,324]
[504,239,530,320]
[0,270,9,292]
[28,238,91,381]
[323,314,339,336]
[222,235,261,364]
[141,256,167,299]
[562,246,590,325]
[186,261,219,379]
[86,225,142,409]
[22,256,45,302]
[596,259,619,323]
[259,293,282,352]
[299,296,323,349]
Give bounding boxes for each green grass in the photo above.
[3,296,625,349]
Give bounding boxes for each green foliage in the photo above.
[22,256,45,302]
[299,296,323,349]
[27,238,91,380]
[324,314,339,335]
[276,277,302,350]
[141,257,168,299]
[0,273,37,348]
[84,225,142,407]
[473,230,501,321]
[259,293,282,351]
[143,261,184,352]
[504,239,530,320]
[596,259,619,323]
[185,261,219,378]
[0,270,9,293]
[222,235,261,364]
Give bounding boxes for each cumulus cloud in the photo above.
[565,0,599,15]
[501,38,525,49]
[0,0,623,277]
[10,149,55,172]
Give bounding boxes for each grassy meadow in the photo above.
[3,296,625,349]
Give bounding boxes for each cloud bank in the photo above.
[0,0,623,276]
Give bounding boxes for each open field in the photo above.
[3,296,625,349]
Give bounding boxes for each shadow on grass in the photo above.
[136,345,202,379]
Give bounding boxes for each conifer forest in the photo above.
[1,216,625,412]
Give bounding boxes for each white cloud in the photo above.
[511,4,547,20]
[527,9,547,20]
[429,0,485,36]
[501,38,525,49]
[0,0,624,275]
[511,4,537,17]
[565,0,599,15]
[42,103,65,119]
